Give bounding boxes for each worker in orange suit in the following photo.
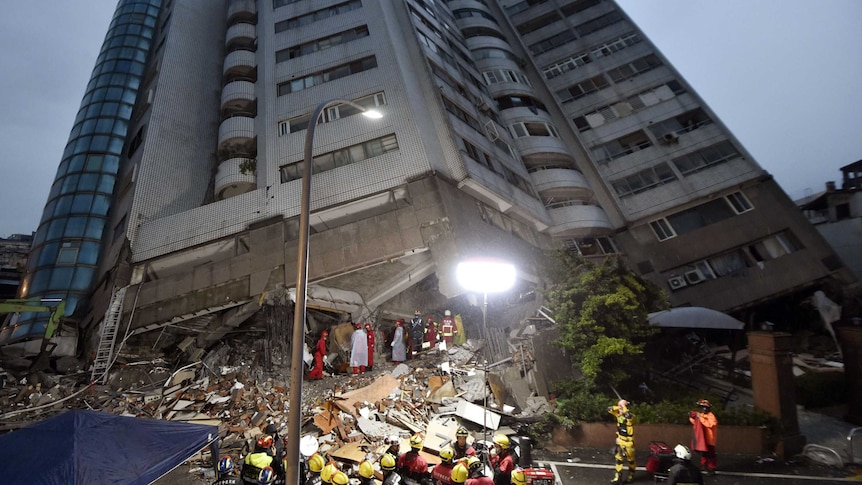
[308,330,328,380]
[689,398,718,475]
[364,322,375,371]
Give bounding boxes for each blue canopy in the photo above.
[0,409,218,484]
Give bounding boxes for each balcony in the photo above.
[215,157,256,200]
[221,80,255,114]
[530,167,593,199]
[218,115,255,148]
[227,0,257,24]
[513,135,571,159]
[226,22,256,51]
[547,204,613,237]
[224,50,256,79]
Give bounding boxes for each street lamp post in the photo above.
[455,258,516,444]
[286,99,381,484]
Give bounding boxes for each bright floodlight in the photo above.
[361,109,383,119]
[456,259,516,294]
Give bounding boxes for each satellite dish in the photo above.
[300,435,319,457]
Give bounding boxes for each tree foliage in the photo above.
[546,252,668,390]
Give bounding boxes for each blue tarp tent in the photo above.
[0,409,218,484]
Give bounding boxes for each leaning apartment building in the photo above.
[2,0,854,361]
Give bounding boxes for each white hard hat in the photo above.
[674,444,691,460]
[445,310,451,316]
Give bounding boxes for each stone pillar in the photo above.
[747,331,806,456]
[837,326,862,425]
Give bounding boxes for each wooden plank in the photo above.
[313,410,338,434]
[328,441,374,464]
[334,375,400,415]
[422,421,459,453]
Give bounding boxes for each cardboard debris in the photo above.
[455,399,501,430]
[334,375,400,415]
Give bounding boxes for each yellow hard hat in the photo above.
[511,468,527,485]
[359,460,375,478]
[439,446,455,463]
[320,463,338,483]
[466,456,482,472]
[308,453,325,473]
[409,433,423,450]
[451,463,469,483]
[332,471,349,485]
[492,433,510,449]
[380,453,397,471]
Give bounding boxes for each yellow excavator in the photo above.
[0,298,66,361]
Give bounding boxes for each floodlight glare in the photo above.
[456,259,516,294]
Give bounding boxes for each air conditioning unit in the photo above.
[661,132,679,145]
[667,276,687,290]
[684,268,705,285]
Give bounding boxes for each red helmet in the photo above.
[321,330,329,337]
[427,317,434,322]
[697,399,712,408]
[395,319,404,326]
[257,434,274,450]
[364,322,372,329]
[414,309,421,315]
[354,322,361,329]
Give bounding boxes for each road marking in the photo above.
[538,460,859,482]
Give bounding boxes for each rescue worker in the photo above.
[304,453,326,485]
[364,322,375,371]
[357,460,376,485]
[321,462,340,484]
[667,444,704,485]
[489,434,516,485]
[425,316,439,349]
[609,399,636,484]
[465,457,493,485]
[380,453,403,485]
[391,320,407,363]
[213,455,242,485]
[258,467,276,484]
[331,471,350,485]
[242,435,275,484]
[264,424,285,481]
[453,427,476,460]
[689,399,718,475]
[450,463,469,484]
[510,468,527,485]
[431,446,457,485]
[397,433,431,482]
[440,310,456,346]
[308,330,329,380]
[409,310,425,357]
[350,322,368,375]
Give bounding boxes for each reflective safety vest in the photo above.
[440,317,455,337]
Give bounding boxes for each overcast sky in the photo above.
[1,1,861,238]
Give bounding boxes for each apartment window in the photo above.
[276,26,369,62]
[275,1,361,32]
[278,92,386,135]
[472,47,518,62]
[452,8,498,23]
[555,75,609,103]
[648,108,712,141]
[748,231,802,263]
[273,0,307,9]
[516,11,561,35]
[442,97,484,132]
[708,250,749,277]
[279,134,399,183]
[726,191,753,214]
[564,235,618,256]
[671,140,740,175]
[574,10,624,36]
[483,69,531,86]
[529,29,577,55]
[606,55,663,82]
[462,139,494,170]
[590,33,641,59]
[573,81,686,131]
[649,219,675,241]
[611,163,677,197]
[277,56,377,96]
[542,52,591,79]
[505,0,548,15]
[561,0,602,17]
[509,121,560,138]
[56,241,81,265]
[592,130,652,163]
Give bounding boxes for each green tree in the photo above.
[546,252,668,390]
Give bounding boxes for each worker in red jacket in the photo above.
[489,434,516,485]
[440,310,456,345]
[364,322,375,371]
[397,434,431,482]
[308,330,328,380]
[465,457,493,485]
[431,446,457,485]
[425,317,439,349]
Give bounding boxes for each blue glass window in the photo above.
[46,219,67,240]
[48,268,75,290]
[61,174,80,194]
[71,194,94,213]
[11,323,34,340]
[103,155,120,173]
[90,135,110,151]
[71,268,95,291]
[108,137,125,154]
[68,155,86,172]
[85,218,105,239]
[37,243,60,267]
[54,195,74,216]
[112,119,128,136]
[30,269,50,293]
[92,195,110,216]
[78,241,100,265]
[96,118,115,134]
[97,174,115,194]
[64,217,88,238]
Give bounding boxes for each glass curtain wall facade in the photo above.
[0,0,161,344]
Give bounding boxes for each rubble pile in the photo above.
[0,336,554,481]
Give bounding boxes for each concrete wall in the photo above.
[552,422,765,454]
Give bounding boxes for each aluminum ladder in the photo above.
[90,286,128,384]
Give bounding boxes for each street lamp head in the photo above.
[361,109,383,119]
[456,259,516,294]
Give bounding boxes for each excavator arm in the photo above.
[0,298,66,349]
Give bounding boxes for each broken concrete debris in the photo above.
[0,337,551,481]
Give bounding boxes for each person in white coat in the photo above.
[350,322,368,374]
[391,319,407,363]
